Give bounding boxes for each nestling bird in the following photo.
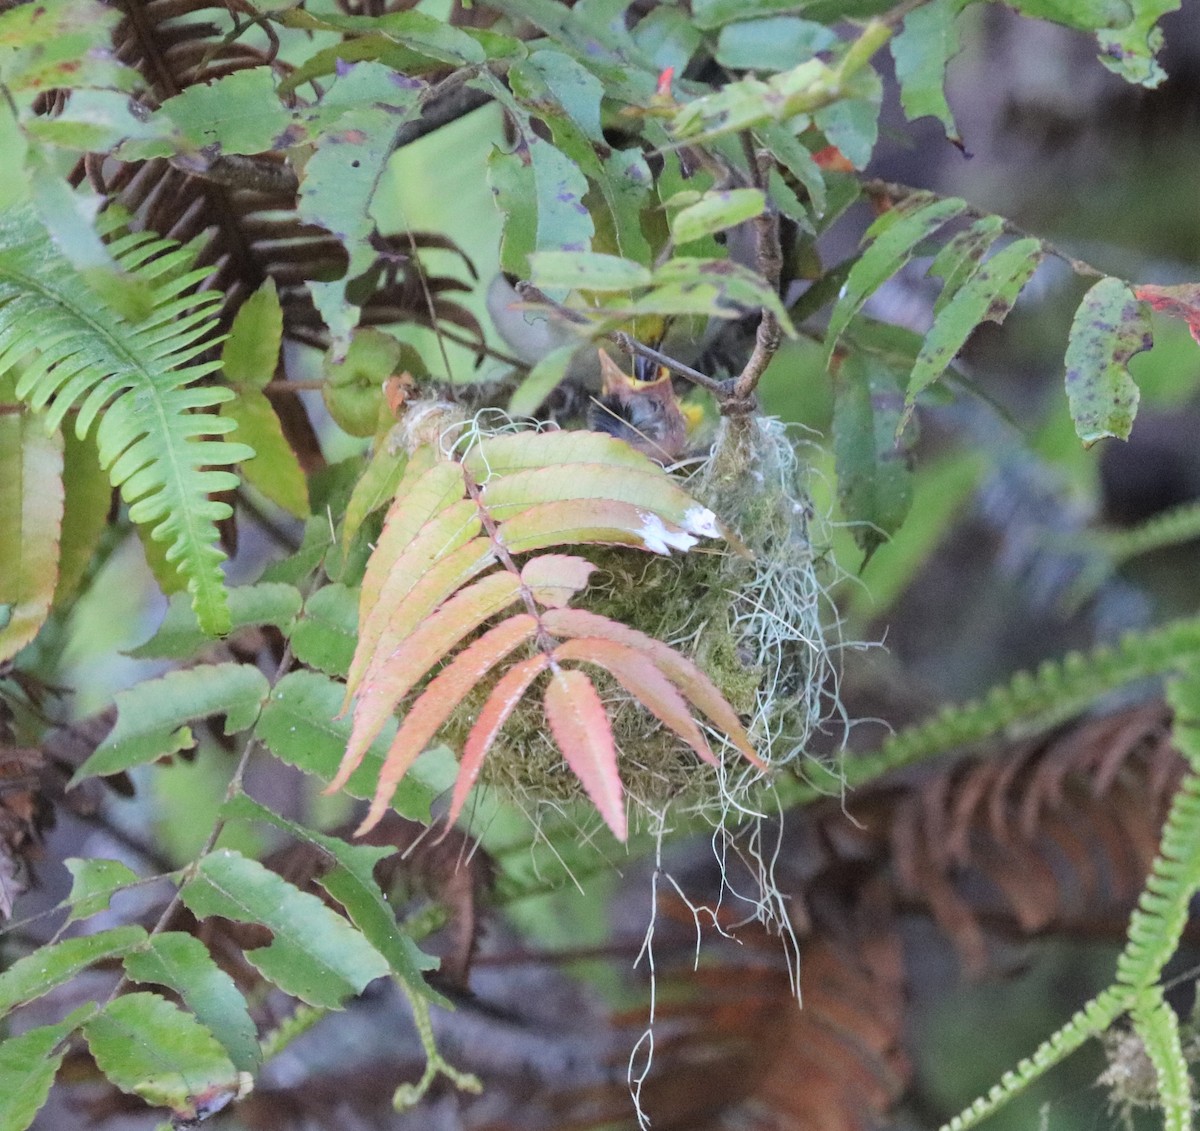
[587,349,700,464]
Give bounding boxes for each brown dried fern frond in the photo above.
[61,0,485,351]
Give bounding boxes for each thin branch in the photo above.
[96,629,302,1012]
[732,145,784,403]
[513,282,727,396]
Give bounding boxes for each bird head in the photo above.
[587,349,703,464]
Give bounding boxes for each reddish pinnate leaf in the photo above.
[346,536,495,704]
[520,555,596,608]
[544,669,627,841]
[541,608,763,769]
[354,615,541,834]
[552,637,718,766]
[445,653,553,830]
[348,498,484,696]
[333,430,742,840]
[1133,283,1200,344]
[330,572,524,794]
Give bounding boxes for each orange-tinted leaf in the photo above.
[357,449,447,613]
[355,614,540,834]
[544,669,627,841]
[349,457,474,692]
[541,608,763,769]
[1133,283,1200,344]
[330,572,524,794]
[812,145,855,172]
[347,536,495,703]
[552,637,717,766]
[499,499,701,556]
[520,555,596,608]
[445,653,553,830]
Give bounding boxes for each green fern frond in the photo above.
[1106,501,1200,567]
[939,988,1131,1131]
[1130,987,1193,1131]
[1115,770,1200,989]
[0,207,253,634]
[1108,665,1200,992]
[784,615,1200,805]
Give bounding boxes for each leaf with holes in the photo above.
[1066,277,1152,444]
[180,849,389,1007]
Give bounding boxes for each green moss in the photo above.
[434,413,840,831]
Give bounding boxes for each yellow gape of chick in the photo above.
[587,348,704,465]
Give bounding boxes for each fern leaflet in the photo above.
[0,207,252,634]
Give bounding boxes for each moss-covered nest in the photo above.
[437,412,840,834]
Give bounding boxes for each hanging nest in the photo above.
[428,409,842,835]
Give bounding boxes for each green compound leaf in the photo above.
[0,404,63,663]
[891,0,969,144]
[343,442,409,552]
[714,16,837,72]
[507,343,579,418]
[223,796,440,996]
[123,933,260,1073]
[222,280,282,390]
[180,849,390,1008]
[928,215,1007,315]
[83,992,237,1115]
[902,237,1045,431]
[63,857,140,925]
[833,351,914,564]
[0,926,146,1014]
[290,583,360,679]
[255,669,437,821]
[56,427,111,605]
[811,66,883,170]
[0,0,137,94]
[1064,276,1152,445]
[1095,0,1180,88]
[486,136,594,278]
[71,663,271,783]
[296,64,425,348]
[826,194,968,359]
[0,1006,96,1131]
[130,582,303,660]
[221,280,309,517]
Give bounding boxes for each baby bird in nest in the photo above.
[587,349,702,464]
